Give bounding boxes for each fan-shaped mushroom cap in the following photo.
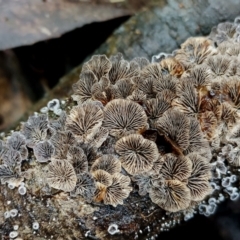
[111,78,135,99]
[228,147,240,167]
[199,111,218,140]
[22,114,49,148]
[2,150,22,168]
[66,102,103,141]
[141,63,163,80]
[82,55,111,81]
[149,179,191,212]
[175,37,215,68]
[67,145,88,174]
[188,65,211,88]
[33,141,54,163]
[161,153,192,181]
[151,155,165,174]
[221,102,237,125]
[49,111,67,132]
[187,153,212,179]
[226,125,240,145]
[187,153,212,201]
[47,159,77,192]
[7,132,28,160]
[159,57,184,77]
[108,53,140,84]
[184,118,212,161]
[0,164,23,185]
[115,134,159,175]
[132,172,162,196]
[70,173,96,203]
[173,79,198,116]
[132,57,150,70]
[72,70,98,103]
[144,97,171,128]
[156,109,190,152]
[91,154,121,175]
[92,169,113,187]
[207,55,232,77]
[137,77,155,98]
[103,99,148,138]
[153,75,177,94]
[51,131,75,159]
[127,89,147,102]
[91,76,111,104]
[222,77,240,108]
[85,127,109,148]
[104,173,132,207]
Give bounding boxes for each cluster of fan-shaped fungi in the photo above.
[1,17,240,214]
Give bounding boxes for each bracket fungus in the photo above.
[1,16,240,240]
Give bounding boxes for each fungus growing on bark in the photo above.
[2,150,22,168]
[72,70,97,104]
[207,55,232,77]
[49,111,67,132]
[91,154,121,175]
[144,97,171,127]
[149,179,191,212]
[4,16,240,237]
[173,79,199,116]
[108,53,140,84]
[66,102,103,141]
[47,159,77,192]
[221,102,237,125]
[222,77,240,108]
[161,154,192,182]
[82,55,111,81]
[137,77,155,98]
[199,111,218,141]
[67,145,88,174]
[184,117,212,160]
[33,141,54,163]
[132,172,154,196]
[141,63,163,80]
[187,153,212,201]
[133,57,150,69]
[111,78,134,99]
[22,114,50,148]
[159,57,184,77]
[153,75,177,94]
[6,132,28,160]
[103,99,148,138]
[188,65,211,88]
[92,169,113,187]
[91,76,111,104]
[51,131,75,159]
[175,37,215,68]
[0,164,23,186]
[156,109,190,152]
[115,134,159,175]
[70,173,96,202]
[103,173,132,207]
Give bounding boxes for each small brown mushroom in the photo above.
[160,153,192,182]
[103,99,148,138]
[47,159,77,192]
[91,154,121,175]
[115,134,159,175]
[156,109,190,152]
[149,179,191,212]
[82,55,111,81]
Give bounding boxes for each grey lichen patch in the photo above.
[1,16,240,240]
